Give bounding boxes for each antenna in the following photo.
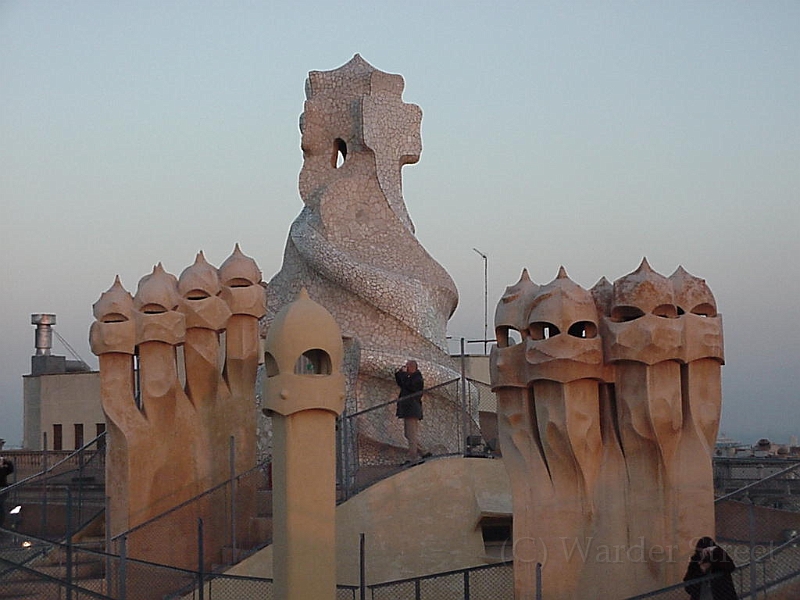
[472,248,488,354]
[53,330,90,370]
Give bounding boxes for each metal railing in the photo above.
[0,551,115,600]
[629,460,800,599]
[338,374,497,500]
[109,459,271,574]
[367,561,515,600]
[1,433,106,542]
[0,528,362,600]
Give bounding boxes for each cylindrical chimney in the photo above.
[31,313,56,356]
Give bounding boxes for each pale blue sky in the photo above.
[1,1,798,447]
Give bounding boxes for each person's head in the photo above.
[405,360,418,373]
[695,536,715,551]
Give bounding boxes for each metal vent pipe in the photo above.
[31,313,56,356]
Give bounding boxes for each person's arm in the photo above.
[409,372,424,394]
[709,546,736,574]
[683,560,704,598]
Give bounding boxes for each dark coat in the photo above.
[0,459,13,488]
[395,369,424,420]
[684,545,739,600]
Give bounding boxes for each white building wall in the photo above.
[23,371,104,450]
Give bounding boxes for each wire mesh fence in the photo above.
[626,570,738,600]
[339,376,496,499]
[0,548,114,600]
[715,460,800,598]
[0,530,363,600]
[2,434,106,542]
[628,460,800,599]
[110,461,271,574]
[368,561,514,600]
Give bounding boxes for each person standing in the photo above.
[395,360,430,463]
[0,456,14,528]
[683,536,739,600]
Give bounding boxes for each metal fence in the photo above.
[367,561,515,600]
[1,433,106,542]
[0,552,115,600]
[0,530,362,600]
[0,436,279,599]
[712,459,800,600]
[0,447,104,483]
[338,375,497,499]
[110,461,271,574]
[628,460,800,599]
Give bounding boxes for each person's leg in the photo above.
[404,418,419,460]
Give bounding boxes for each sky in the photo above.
[1,1,798,448]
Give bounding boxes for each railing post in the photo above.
[343,409,354,500]
[460,337,468,453]
[464,568,470,600]
[748,499,757,598]
[65,486,73,600]
[338,413,346,500]
[105,495,112,596]
[359,532,366,600]
[536,562,543,600]
[229,435,237,561]
[77,444,85,526]
[119,534,127,600]
[347,412,355,500]
[198,518,205,600]
[41,432,48,537]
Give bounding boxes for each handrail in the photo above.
[0,555,115,600]
[368,560,512,589]
[636,466,800,599]
[2,431,107,495]
[624,571,726,599]
[346,378,460,418]
[715,459,800,503]
[111,460,270,541]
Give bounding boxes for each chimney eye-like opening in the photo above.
[568,321,597,339]
[691,303,716,318]
[653,304,678,319]
[100,313,129,324]
[225,277,252,288]
[332,138,347,169]
[610,306,645,323]
[185,289,210,301]
[294,349,332,375]
[529,322,560,340]
[495,326,523,348]
[140,303,168,315]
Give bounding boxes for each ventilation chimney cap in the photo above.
[31,313,56,356]
[31,313,56,326]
